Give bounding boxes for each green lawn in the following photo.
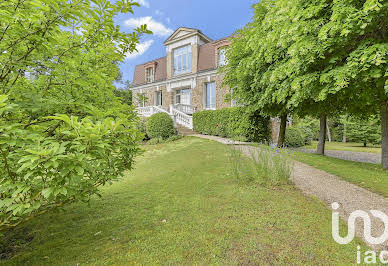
[303,141,381,154]
[2,138,365,265]
[294,151,388,197]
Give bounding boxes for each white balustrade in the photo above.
[136,106,153,117]
[137,105,193,130]
[174,104,196,115]
[172,108,193,129]
[136,106,169,117]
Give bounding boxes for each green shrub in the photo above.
[147,137,164,145]
[0,96,141,229]
[137,117,149,140]
[299,126,313,145]
[146,113,175,139]
[193,107,270,142]
[285,127,305,147]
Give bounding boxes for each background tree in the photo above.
[0,0,150,229]
[346,116,381,147]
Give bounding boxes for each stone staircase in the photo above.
[136,105,194,131]
[176,125,196,136]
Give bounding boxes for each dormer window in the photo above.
[146,67,154,83]
[218,47,227,67]
[174,45,192,75]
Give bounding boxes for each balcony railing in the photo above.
[174,104,196,115]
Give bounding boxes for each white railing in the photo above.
[172,108,193,129]
[153,105,170,114]
[174,104,196,115]
[137,105,193,130]
[136,106,169,117]
[136,106,153,117]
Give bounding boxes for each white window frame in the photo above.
[175,88,192,105]
[139,93,146,107]
[146,67,154,83]
[173,45,192,76]
[204,82,216,110]
[155,91,163,106]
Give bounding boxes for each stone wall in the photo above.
[192,74,231,112]
[215,74,231,110]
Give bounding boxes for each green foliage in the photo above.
[0,0,151,228]
[0,96,142,229]
[137,117,149,140]
[114,89,132,106]
[346,116,381,146]
[146,113,175,140]
[193,107,270,142]
[293,116,320,142]
[285,127,305,148]
[223,0,387,157]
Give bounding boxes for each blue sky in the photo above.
[115,0,257,86]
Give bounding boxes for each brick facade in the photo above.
[131,27,232,113]
[131,27,279,143]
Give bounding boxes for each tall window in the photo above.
[218,47,227,67]
[155,91,162,106]
[146,67,154,83]
[138,93,146,107]
[174,45,192,75]
[205,82,216,109]
[175,89,192,105]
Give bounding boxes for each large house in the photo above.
[131,27,234,130]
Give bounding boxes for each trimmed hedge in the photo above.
[146,113,175,139]
[285,127,305,147]
[193,107,270,142]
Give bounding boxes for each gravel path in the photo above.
[296,148,381,164]
[192,134,388,251]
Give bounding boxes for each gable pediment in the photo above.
[164,27,212,45]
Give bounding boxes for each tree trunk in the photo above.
[317,113,327,155]
[278,114,287,147]
[343,123,347,143]
[326,118,332,142]
[381,102,388,169]
[364,141,367,147]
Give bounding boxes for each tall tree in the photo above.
[346,116,381,147]
[224,0,387,163]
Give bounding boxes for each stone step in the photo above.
[176,125,196,136]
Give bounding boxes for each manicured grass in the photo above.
[2,138,365,265]
[294,151,388,197]
[303,141,381,154]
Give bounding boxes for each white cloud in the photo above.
[166,17,171,24]
[125,39,154,60]
[125,16,173,37]
[155,9,164,16]
[136,0,150,8]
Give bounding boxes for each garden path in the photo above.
[296,148,380,164]
[191,134,388,251]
